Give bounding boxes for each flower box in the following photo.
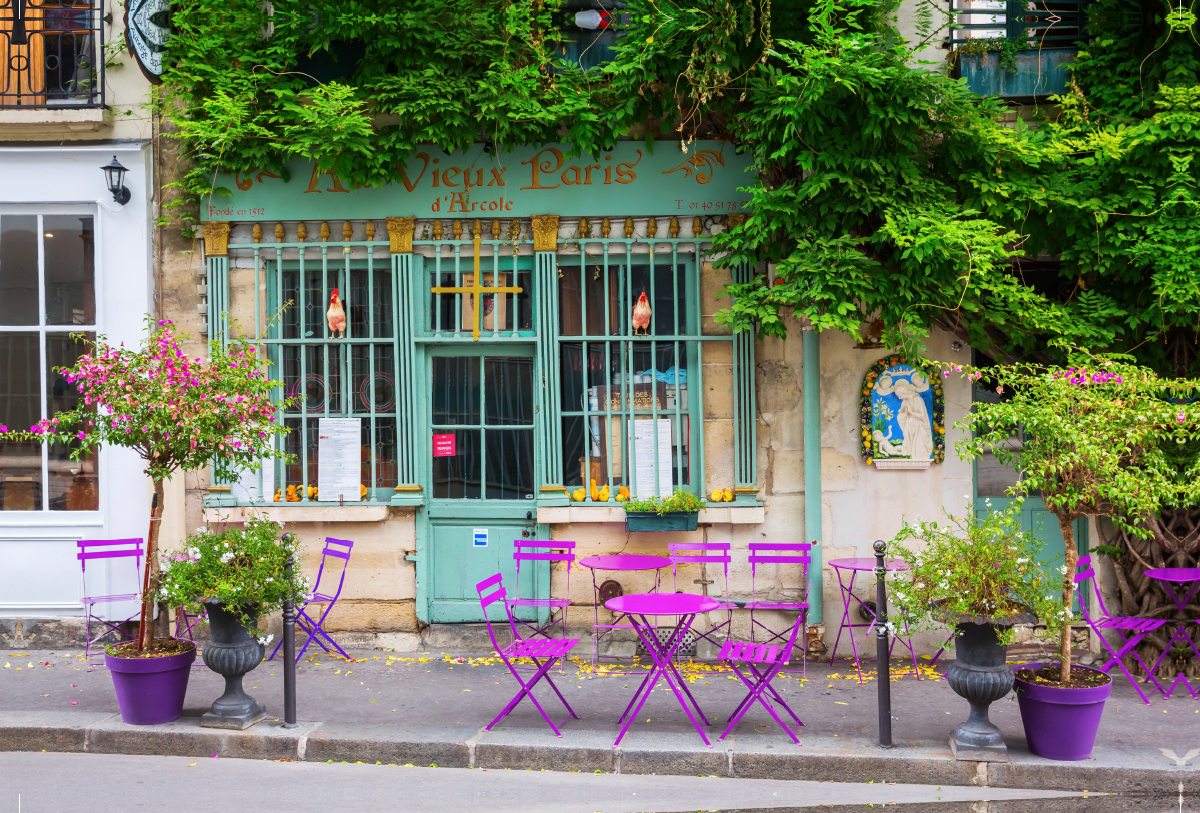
[624,511,698,532]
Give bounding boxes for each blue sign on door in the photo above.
[473,528,488,548]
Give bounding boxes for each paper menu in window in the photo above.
[629,418,672,499]
[318,418,362,502]
[231,457,275,503]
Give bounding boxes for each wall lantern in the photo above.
[100,156,132,205]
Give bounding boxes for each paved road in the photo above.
[0,752,1088,813]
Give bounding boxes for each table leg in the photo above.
[613,613,711,748]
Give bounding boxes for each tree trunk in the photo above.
[136,479,166,650]
[1056,514,1079,686]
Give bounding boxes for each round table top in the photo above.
[1145,567,1200,583]
[605,593,721,616]
[828,557,908,572]
[579,554,672,572]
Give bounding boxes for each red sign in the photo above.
[432,433,456,457]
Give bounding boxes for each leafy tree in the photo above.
[0,320,293,649]
[955,357,1199,684]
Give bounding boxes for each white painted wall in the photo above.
[0,144,154,620]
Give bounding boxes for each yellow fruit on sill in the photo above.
[572,488,586,502]
[711,489,723,501]
[722,488,734,502]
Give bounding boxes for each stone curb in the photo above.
[0,711,1193,795]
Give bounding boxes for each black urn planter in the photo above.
[199,602,267,730]
[941,609,1036,763]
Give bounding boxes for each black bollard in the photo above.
[874,539,893,749]
[282,538,297,729]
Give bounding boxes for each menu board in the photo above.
[231,457,275,504]
[318,418,362,502]
[629,418,673,499]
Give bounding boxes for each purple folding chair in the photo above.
[668,542,739,657]
[269,537,354,663]
[505,540,575,643]
[1076,554,1169,704]
[174,606,207,642]
[717,608,808,744]
[77,539,143,667]
[745,542,811,676]
[477,573,581,736]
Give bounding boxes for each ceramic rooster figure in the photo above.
[632,288,651,336]
[327,288,346,339]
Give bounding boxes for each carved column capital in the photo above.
[530,215,560,252]
[386,217,416,253]
[727,214,746,229]
[202,221,231,257]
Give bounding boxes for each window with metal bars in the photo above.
[557,239,704,502]
[261,255,400,503]
[946,1,1088,48]
[0,0,103,108]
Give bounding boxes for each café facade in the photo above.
[179,140,1031,656]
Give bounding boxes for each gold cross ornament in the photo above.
[431,236,523,340]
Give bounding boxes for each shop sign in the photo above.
[201,141,753,221]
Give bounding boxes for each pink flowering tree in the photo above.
[1,318,294,650]
[954,356,1199,684]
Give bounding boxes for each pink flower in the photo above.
[1177,412,1186,424]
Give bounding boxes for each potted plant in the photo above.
[889,505,1062,762]
[955,357,1198,760]
[624,488,707,531]
[158,518,306,729]
[1,318,293,725]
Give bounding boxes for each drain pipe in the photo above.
[803,326,823,625]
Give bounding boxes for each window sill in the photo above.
[536,504,763,525]
[202,504,391,523]
[0,108,106,126]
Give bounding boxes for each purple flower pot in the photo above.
[1014,661,1111,761]
[105,643,196,725]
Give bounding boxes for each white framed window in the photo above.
[0,206,99,513]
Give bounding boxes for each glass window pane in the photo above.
[432,429,481,498]
[281,270,300,339]
[0,216,39,325]
[485,429,533,499]
[44,215,95,325]
[431,357,480,425]
[373,267,394,339]
[484,357,533,426]
[558,264,583,336]
[0,333,43,510]
[559,342,584,412]
[585,264,621,336]
[370,417,398,491]
[48,333,97,510]
[352,344,396,415]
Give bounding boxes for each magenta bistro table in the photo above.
[580,555,672,671]
[1144,568,1200,700]
[828,557,932,683]
[604,592,721,748]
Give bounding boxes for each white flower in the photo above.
[257,634,274,646]
[161,560,172,573]
[915,582,925,589]
[1058,565,1068,575]
[219,551,234,564]
[194,527,207,535]
[1016,558,1029,564]
[266,577,274,583]
[187,546,201,559]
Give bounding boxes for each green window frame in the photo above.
[946,1,1088,48]
[555,232,707,502]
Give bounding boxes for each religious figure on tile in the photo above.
[861,358,943,465]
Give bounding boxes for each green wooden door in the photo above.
[424,345,548,623]
[973,496,1088,611]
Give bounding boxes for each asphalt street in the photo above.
[0,751,1095,813]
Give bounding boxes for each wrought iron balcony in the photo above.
[0,0,104,109]
[947,1,1088,99]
